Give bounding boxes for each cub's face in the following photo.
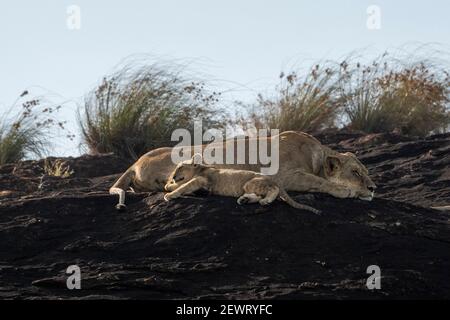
[170,163,199,184]
[165,153,204,191]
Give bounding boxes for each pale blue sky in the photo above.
[1,0,449,156]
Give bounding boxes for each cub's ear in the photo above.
[343,152,356,158]
[192,153,203,165]
[325,155,341,176]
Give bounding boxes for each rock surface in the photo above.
[1,132,450,299]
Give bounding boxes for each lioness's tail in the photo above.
[109,167,135,210]
[279,188,321,215]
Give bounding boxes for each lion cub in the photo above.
[164,154,320,214]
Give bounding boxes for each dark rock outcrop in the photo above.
[1,132,449,299]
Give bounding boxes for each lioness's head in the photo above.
[165,154,204,191]
[324,152,377,201]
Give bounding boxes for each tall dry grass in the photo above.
[79,60,228,159]
[4,49,449,166]
[242,62,344,133]
[339,51,450,136]
[0,93,70,165]
[242,49,449,137]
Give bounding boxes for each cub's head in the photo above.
[165,153,204,191]
[324,152,377,201]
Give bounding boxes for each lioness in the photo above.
[110,131,376,210]
[164,154,320,214]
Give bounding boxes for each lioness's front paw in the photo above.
[335,187,357,198]
[165,183,178,192]
[347,188,358,198]
[259,199,271,206]
[237,196,249,205]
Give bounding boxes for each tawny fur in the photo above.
[164,156,320,214]
[110,131,376,210]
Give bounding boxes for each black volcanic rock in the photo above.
[0,132,450,299]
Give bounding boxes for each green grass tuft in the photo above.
[79,60,228,159]
[0,96,62,165]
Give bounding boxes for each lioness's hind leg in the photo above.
[110,167,135,211]
[259,186,279,206]
[109,187,126,211]
[237,193,261,205]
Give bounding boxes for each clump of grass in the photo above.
[79,60,227,160]
[242,62,344,132]
[241,48,449,137]
[339,51,450,136]
[43,159,74,178]
[0,93,67,165]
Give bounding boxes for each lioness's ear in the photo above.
[325,155,341,176]
[343,152,366,171]
[192,153,203,165]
